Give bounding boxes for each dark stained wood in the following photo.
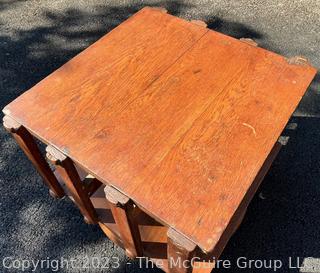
[167,228,196,273]
[104,185,143,258]
[3,115,64,198]
[91,185,168,254]
[46,145,97,224]
[84,177,102,197]
[3,7,317,254]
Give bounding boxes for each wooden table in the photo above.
[3,7,316,273]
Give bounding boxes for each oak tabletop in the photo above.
[3,7,316,252]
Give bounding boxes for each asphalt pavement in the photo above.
[0,0,319,272]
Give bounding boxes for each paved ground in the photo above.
[0,1,320,272]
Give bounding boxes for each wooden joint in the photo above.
[46,145,97,224]
[277,135,289,146]
[85,178,102,197]
[167,228,197,273]
[3,115,22,133]
[167,228,197,253]
[150,7,168,13]
[2,120,65,199]
[104,185,143,258]
[190,20,207,28]
[239,38,258,47]
[104,185,130,207]
[286,56,310,66]
[46,145,67,165]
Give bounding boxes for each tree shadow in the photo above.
[295,73,320,117]
[217,115,320,273]
[204,14,320,273]
[0,0,195,108]
[0,1,190,272]
[0,0,22,13]
[207,17,262,39]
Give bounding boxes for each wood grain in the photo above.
[3,116,64,198]
[3,7,207,147]
[46,145,97,224]
[104,185,143,258]
[167,228,196,273]
[3,8,317,253]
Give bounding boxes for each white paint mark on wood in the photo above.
[242,122,257,137]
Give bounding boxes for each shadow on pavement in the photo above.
[0,1,319,272]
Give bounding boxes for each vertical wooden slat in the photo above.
[3,115,64,198]
[167,228,197,273]
[104,185,143,258]
[46,145,97,224]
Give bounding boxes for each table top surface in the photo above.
[4,7,316,252]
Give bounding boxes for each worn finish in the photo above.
[3,116,64,198]
[3,7,317,253]
[46,145,97,224]
[239,38,258,47]
[3,7,207,138]
[167,228,196,273]
[104,185,143,258]
[208,141,282,259]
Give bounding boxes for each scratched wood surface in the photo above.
[3,7,316,252]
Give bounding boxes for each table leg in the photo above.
[46,145,97,224]
[3,115,64,198]
[104,185,143,258]
[167,228,197,273]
